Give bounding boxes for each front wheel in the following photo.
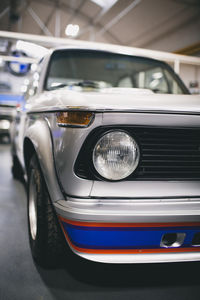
[27,154,65,267]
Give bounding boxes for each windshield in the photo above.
[45,49,188,94]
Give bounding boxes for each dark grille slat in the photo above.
[142,149,200,153]
[138,170,200,173]
[140,165,200,169]
[143,154,200,161]
[142,160,200,163]
[142,144,197,149]
[140,138,199,142]
[141,163,200,167]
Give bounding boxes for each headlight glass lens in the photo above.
[93,131,140,180]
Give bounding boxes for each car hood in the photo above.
[27,87,200,115]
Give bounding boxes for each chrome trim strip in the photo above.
[73,251,200,264]
[28,108,200,116]
[54,197,200,223]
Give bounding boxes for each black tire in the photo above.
[27,154,65,267]
[11,155,24,180]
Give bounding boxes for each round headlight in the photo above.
[93,130,140,180]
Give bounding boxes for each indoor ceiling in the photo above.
[0,0,200,55]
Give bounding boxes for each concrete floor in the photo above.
[1,142,200,300]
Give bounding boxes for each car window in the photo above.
[163,69,183,94]
[45,50,188,94]
[133,67,169,93]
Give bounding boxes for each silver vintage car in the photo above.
[11,46,200,266]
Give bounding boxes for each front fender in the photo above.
[25,117,64,202]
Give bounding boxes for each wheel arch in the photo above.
[23,118,64,202]
[24,137,36,173]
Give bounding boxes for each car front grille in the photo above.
[75,126,200,181]
[131,127,200,180]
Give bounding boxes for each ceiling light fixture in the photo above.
[65,24,79,37]
[90,0,118,9]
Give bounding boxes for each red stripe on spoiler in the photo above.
[58,216,200,228]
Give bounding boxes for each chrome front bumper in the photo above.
[55,196,200,223]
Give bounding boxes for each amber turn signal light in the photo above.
[56,111,94,127]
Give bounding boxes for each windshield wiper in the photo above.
[151,88,168,94]
[50,83,68,90]
[50,80,100,91]
[71,80,99,89]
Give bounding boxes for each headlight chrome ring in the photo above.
[92,130,140,181]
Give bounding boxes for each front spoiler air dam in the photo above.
[58,217,200,262]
